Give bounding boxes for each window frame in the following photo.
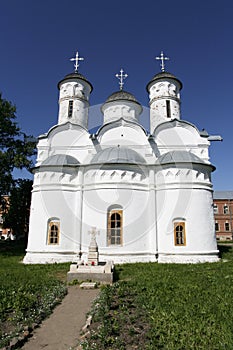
[107,209,123,246]
[47,220,60,245]
[223,204,229,214]
[215,222,219,231]
[213,204,218,214]
[174,221,186,246]
[225,222,230,232]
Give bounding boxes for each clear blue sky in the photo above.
[0,0,232,190]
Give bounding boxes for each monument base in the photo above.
[67,261,114,284]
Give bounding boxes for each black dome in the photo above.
[146,71,182,92]
[105,90,139,103]
[58,72,93,92]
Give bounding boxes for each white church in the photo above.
[24,51,220,264]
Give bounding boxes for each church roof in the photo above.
[155,151,208,165]
[58,72,93,92]
[91,146,146,164]
[42,154,80,166]
[146,71,183,92]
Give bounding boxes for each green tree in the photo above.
[0,93,36,196]
[3,179,32,240]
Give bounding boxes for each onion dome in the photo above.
[91,146,146,164]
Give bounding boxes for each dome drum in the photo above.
[101,91,142,124]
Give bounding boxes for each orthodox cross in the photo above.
[115,69,128,90]
[156,51,169,72]
[70,51,84,73]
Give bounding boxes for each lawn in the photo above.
[81,245,233,350]
[1,242,233,349]
[0,241,69,348]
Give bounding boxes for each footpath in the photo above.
[21,285,99,350]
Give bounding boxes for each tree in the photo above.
[3,179,33,240]
[0,93,36,196]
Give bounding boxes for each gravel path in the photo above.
[21,285,99,350]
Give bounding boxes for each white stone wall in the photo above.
[155,168,218,263]
[79,164,154,263]
[58,80,91,128]
[148,79,181,133]
[102,101,141,125]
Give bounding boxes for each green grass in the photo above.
[82,245,233,350]
[0,241,69,347]
[2,242,233,349]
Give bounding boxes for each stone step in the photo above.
[80,282,97,289]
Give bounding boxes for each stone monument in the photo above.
[87,227,99,266]
[67,227,114,284]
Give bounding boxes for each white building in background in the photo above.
[24,52,220,264]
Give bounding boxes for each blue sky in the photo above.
[0,0,232,190]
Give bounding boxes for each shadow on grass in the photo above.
[0,240,26,257]
[113,266,120,282]
[218,243,233,259]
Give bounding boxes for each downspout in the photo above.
[229,198,232,240]
[154,169,159,261]
[78,166,84,262]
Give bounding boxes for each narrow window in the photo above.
[213,204,218,214]
[48,220,60,245]
[68,100,73,118]
[107,210,123,246]
[215,222,219,231]
[224,204,229,214]
[174,222,186,246]
[225,222,230,231]
[166,100,171,118]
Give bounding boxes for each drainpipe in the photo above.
[78,166,84,262]
[229,198,233,240]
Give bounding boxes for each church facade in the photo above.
[24,53,219,264]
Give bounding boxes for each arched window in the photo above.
[47,219,60,245]
[107,210,123,246]
[174,222,186,246]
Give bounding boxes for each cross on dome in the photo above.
[156,51,169,72]
[70,51,84,73]
[115,69,128,90]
